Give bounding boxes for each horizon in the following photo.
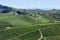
[0,0,60,9]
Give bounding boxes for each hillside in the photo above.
[0,13,60,40]
[0,5,60,40]
[0,13,41,40]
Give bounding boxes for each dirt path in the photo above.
[38,29,44,40]
[0,17,8,19]
[7,30,37,40]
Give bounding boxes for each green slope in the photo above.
[0,13,60,40]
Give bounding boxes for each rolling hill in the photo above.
[0,5,60,40]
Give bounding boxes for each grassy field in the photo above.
[0,13,60,40]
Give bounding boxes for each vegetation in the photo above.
[0,5,60,40]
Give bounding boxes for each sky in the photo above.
[0,0,60,9]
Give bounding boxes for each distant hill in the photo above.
[0,5,60,21]
[0,5,13,13]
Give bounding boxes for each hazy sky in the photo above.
[0,0,60,9]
